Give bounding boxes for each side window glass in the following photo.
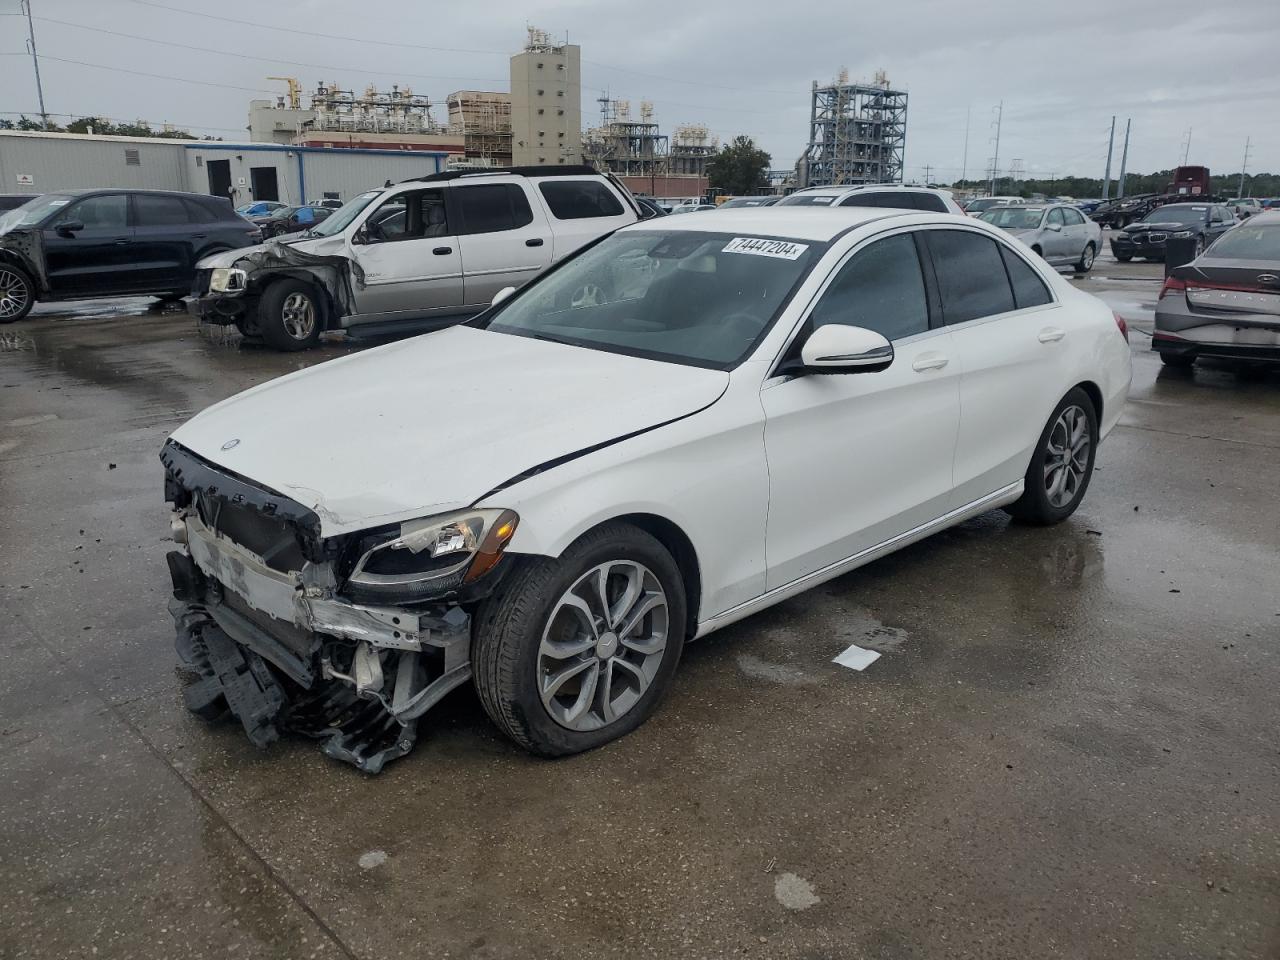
[927,230,1017,323]
[998,245,1053,309]
[134,195,191,226]
[839,194,879,207]
[59,194,127,229]
[1063,208,1085,225]
[538,181,624,220]
[457,184,533,233]
[420,190,450,237]
[1048,208,1066,227]
[809,233,929,341]
[366,196,409,241]
[911,192,948,212]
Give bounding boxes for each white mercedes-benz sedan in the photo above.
[161,208,1131,772]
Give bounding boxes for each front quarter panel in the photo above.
[478,365,770,623]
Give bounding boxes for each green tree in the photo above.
[707,135,771,196]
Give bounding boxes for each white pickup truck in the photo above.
[190,166,645,350]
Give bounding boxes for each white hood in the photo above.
[197,234,344,269]
[169,326,729,536]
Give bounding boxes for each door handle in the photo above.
[1038,327,1066,343]
[114,237,131,245]
[525,238,545,247]
[191,234,207,240]
[432,246,452,255]
[911,353,949,372]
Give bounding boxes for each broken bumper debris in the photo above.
[162,442,472,774]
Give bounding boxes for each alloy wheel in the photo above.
[0,268,31,320]
[1080,245,1095,270]
[538,560,669,732]
[1044,404,1091,508]
[281,292,316,340]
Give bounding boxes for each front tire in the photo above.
[1075,243,1096,273]
[0,263,36,323]
[1004,388,1099,525]
[257,279,321,351]
[473,522,687,756]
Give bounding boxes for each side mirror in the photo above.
[1046,222,1063,232]
[797,324,894,374]
[491,286,517,307]
[351,226,369,245]
[56,220,85,237]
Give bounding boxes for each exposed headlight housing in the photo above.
[1170,230,1194,239]
[209,267,247,294]
[344,509,519,603]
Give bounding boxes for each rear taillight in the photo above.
[1158,276,1187,299]
[1114,311,1129,342]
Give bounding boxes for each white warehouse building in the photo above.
[0,131,450,207]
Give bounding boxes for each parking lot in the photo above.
[1,247,1277,959]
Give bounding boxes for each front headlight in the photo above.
[345,509,519,603]
[1170,230,1194,238]
[209,267,247,293]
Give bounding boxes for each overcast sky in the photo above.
[3,0,1276,184]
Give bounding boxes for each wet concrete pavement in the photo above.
[1,265,1277,959]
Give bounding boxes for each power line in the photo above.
[32,53,283,94]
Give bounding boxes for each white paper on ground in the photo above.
[832,643,881,671]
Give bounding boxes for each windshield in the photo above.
[306,190,382,237]
[0,194,75,232]
[965,198,1009,213]
[776,194,837,206]
[980,207,1046,230]
[1143,205,1208,226]
[478,230,821,369]
[267,206,298,220]
[1201,223,1280,261]
[720,197,774,208]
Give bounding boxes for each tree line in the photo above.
[950,170,1280,199]
[0,115,221,140]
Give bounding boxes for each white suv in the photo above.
[191,166,643,350]
[778,184,965,214]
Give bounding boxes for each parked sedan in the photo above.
[160,208,1130,771]
[0,189,260,323]
[1111,203,1235,262]
[1153,212,1280,367]
[979,204,1102,271]
[236,200,288,217]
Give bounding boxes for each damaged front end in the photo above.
[162,441,511,774]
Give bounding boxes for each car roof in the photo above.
[795,184,954,197]
[616,207,977,242]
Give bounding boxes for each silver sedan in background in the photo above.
[979,204,1102,272]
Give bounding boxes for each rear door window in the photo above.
[538,180,625,219]
[998,245,1053,309]
[133,194,191,226]
[926,230,1017,323]
[908,192,948,212]
[457,184,535,233]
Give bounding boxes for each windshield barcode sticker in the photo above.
[723,237,809,260]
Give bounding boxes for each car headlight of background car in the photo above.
[344,509,519,603]
[1170,230,1194,239]
[209,267,247,293]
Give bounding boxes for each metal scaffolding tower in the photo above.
[800,69,907,188]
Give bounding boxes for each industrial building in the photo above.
[583,99,716,198]
[798,69,907,189]
[0,130,448,205]
[446,91,513,167]
[510,28,582,166]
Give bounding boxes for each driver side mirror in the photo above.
[491,286,517,307]
[351,226,369,245]
[1046,222,1063,232]
[56,220,85,237]
[796,324,894,374]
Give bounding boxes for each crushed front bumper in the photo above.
[167,511,473,774]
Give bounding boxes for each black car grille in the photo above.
[197,497,306,573]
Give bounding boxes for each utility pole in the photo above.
[961,105,970,184]
[21,0,50,131]
[1117,118,1131,199]
[989,100,1003,197]
[922,163,932,185]
[1180,127,1192,166]
[1238,137,1252,198]
[1101,116,1116,201]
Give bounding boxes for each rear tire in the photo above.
[0,263,36,323]
[1159,352,1195,368]
[1004,387,1098,526]
[1075,243,1096,273]
[257,279,322,351]
[472,522,687,757]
